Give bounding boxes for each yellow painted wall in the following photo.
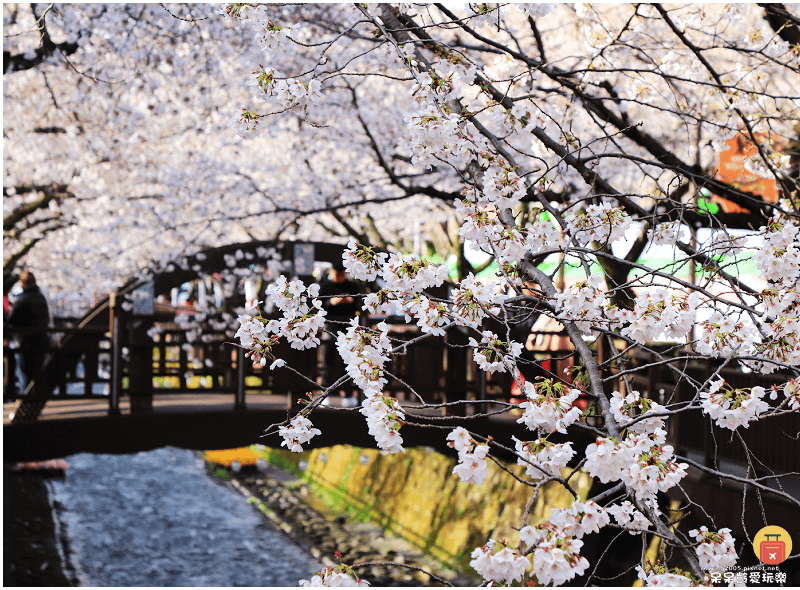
[298,445,592,569]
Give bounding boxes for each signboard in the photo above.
[714,135,780,213]
[293,243,315,276]
[131,281,155,316]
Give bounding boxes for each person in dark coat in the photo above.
[6,270,50,395]
[3,272,19,401]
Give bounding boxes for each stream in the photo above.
[46,446,322,586]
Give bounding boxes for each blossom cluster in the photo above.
[469,539,530,585]
[516,378,582,434]
[609,390,666,434]
[554,275,607,335]
[234,314,281,368]
[526,213,562,255]
[278,415,322,453]
[635,563,694,587]
[222,4,324,137]
[247,66,322,109]
[780,378,800,410]
[262,277,327,350]
[403,104,470,168]
[226,107,261,138]
[381,252,451,294]
[696,312,756,358]
[647,221,685,246]
[753,220,800,288]
[699,379,770,430]
[619,289,700,344]
[566,203,632,246]
[399,44,480,168]
[345,245,451,336]
[585,427,687,504]
[342,238,388,282]
[221,3,291,58]
[480,162,528,211]
[336,319,392,396]
[544,499,610,539]
[398,295,450,336]
[455,199,528,265]
[512,435,575,481]
[447,427,491,485]
[761,286,799,321]
[751,310,800,373]
[335,319,406,454]
[359,394,406,454]
[606,501,651,533]
[689,526,738,572]
[468,331,523,374]
[451,273,505,329]
[238,245,455,455]
[299,565,369,587]
[518,502,597,586]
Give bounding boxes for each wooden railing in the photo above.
[626,349,798,476]
[3,325,112,400]
[4,306,576,419]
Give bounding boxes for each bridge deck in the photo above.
[3,393,292,426]
[4,394,544,464]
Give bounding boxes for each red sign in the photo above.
[760,534,786,565]
[713,135,780,214]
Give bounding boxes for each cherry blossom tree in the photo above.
[225,3,799,586]
[4,3,456,308]
[4,2,800,586]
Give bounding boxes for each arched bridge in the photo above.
[4,240,576,463]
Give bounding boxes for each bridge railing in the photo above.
[3,325,112,401]
[626,348,798,476]
[4,308,579,418]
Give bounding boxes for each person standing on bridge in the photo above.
[318,262,362,406]
[4,272,19,401]
[6,270,51,396]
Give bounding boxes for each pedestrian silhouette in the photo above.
[6,270,50,396]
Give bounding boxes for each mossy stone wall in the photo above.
[297,445,592,570]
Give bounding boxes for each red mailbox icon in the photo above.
[760,534,786,565]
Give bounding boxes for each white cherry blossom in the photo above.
[689,526,738,572]
[469,539,530,585]
[700,380,771,430]
[278,415,321,453]
[517,378,582,434]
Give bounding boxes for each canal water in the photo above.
[47,446,322,586]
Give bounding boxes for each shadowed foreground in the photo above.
[3,462,73,586]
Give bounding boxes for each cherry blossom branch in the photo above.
[349,561,454,587]
[675,454,800,506]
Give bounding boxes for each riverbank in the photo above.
[3,461,74,586]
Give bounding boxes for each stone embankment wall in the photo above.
[258,444,592,573]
